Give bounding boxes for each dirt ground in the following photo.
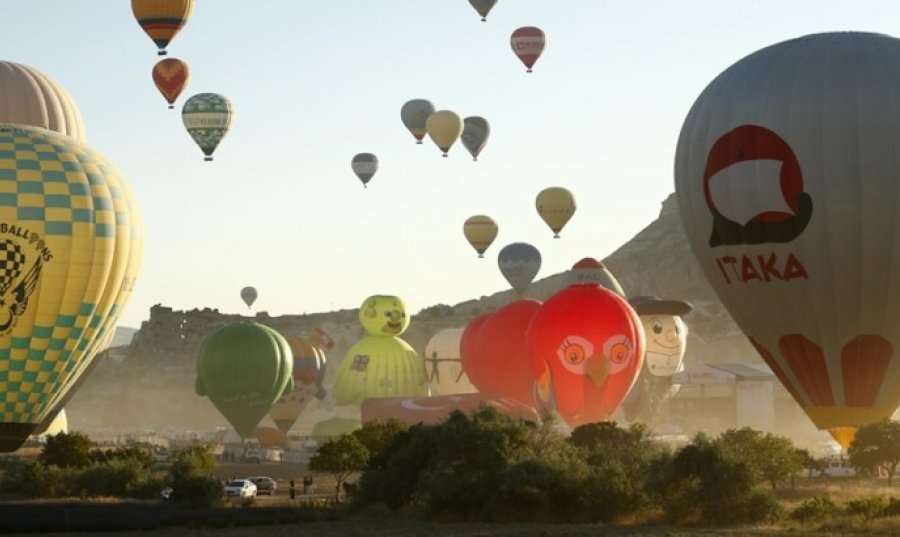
[8,520,900,537]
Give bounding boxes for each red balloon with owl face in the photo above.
[528,284,645,427]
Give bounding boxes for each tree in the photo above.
[352,420,406,466]
[38,432,94,468]
[716,428,802,490]
[796,448,827,479]
[848,419,900,486]
[169,444,222,507]
[309,434,369,501]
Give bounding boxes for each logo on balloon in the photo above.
[0,231,51,334]
[703,125,813,248]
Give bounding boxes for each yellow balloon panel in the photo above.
[0,125,141,450]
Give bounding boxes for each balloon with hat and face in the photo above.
[629,296,692,377]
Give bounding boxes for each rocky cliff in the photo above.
[68,194,758,434]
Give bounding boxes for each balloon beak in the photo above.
[587,357,610,387]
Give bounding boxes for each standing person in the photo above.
[303,475,313,495]
[289,479,296,500]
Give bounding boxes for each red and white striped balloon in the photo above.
[511,26,546,73]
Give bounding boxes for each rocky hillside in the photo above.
[67,194,757,434]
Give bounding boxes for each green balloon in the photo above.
[196,323,293,438]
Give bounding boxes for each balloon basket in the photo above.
[478,254,484,259]
[442,153,448,158]
[553,234,560,239]
[204,156,213,162]
[481,17,487,22]
[526,69,533,73]
[416,140,423,145]
[168,105,174,110]
[158,50,167,56]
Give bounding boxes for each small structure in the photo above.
[672,363,777,432]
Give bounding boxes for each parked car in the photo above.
[823,457,857,478]
[224,479,257,498]
[248,476,277,495]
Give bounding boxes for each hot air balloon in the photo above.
[254,426,288,448]
[401,99,435,144]
[240,286,257,308]
[426,110,462,157]
[352,153,378,188]
[498,242,541,294]
[0,125,142,452]
[463,215,498,258]
[269,332,329,434]
[529,283,644,428]
[0,62,85,141]
[536,187,576,238]
[132,0,195,56]
[468,0,498,22]
[424,328,477,396]
[361,394,539,425]
[182,93,233,161]
[461,300,542,405]
[511,26,546,73]
[333,295,428,405]
[563,258,625,296]
[152,58,190,109]
[461,117,490,161]
[311,417,361,439]
[629,296,691,377]
[673,32,900,448]
[195,322,294,438]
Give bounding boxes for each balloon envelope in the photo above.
[511,26,546,72]
[468,0,498,21]
[536,187,576,238]
[152,58,190,109]
[240,286,257,308]
[132,0,195,55]
[461,300,542,405]
[0,125,142,452]
[426,110,462,156]
[424,328,477,396]
[401,99,435,144]
[269,334,328,433]
[563,258,625,296]
[461,117,490,161]
[0,62,85,141]
[195,323,294,438]
[498,242,541,293]
[182,93,233,161]
[352,153,378,188]
[463,215,498,258]
[674,32,900,448]
[528,284,644,427]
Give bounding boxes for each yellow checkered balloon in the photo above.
[0,124,142,451]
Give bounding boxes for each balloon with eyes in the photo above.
[528,283,644,427]
[333,295,428,405]
[621,296,692,421]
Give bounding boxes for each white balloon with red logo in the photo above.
[675,32,900,448]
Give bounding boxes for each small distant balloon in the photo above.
[536,187,576,238]
[401,99,435,144]
[469,0,498,21]
[498,242,541,293]
[132,0,195,56]
[511,26,546,73]
[426,110,463,157]
[463,215,498,258]
[352,153,378,188]
[461,117,490,162]
[182,93,233,161]
[241,286,257,308]
[152,58,190,109]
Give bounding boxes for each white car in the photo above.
[224,479,257,498]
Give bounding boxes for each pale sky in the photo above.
[4,1,898,327]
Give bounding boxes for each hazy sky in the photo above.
[4,1,898,327]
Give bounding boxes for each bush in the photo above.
[71,459,148,498]
[844,496,889,519]
[881,497,900,517]
[791,495,838,524]
[170,475,224,508]
[39,432,94,469]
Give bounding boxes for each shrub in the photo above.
[170,475,223,508]
[38,432,94,469]
[71,459,148,498]
[881,497,900,517]
[844,496,889,519]
[791,495,838,524]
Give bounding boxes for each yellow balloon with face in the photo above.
[359,295,409,336]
